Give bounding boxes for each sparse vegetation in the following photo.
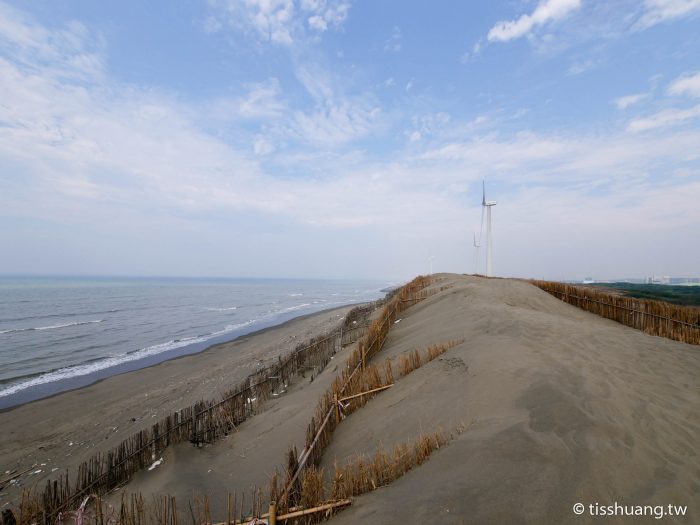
[592,282,700,307]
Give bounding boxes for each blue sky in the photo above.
[1,0,699,280]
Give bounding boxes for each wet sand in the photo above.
[0,305,355,508]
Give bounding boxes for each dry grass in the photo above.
[296,429,455,517]
[279,275,438,511]
[11,303,378,525]
[398,340,463,376]
[532,280,700,345]
[278,430,455,524]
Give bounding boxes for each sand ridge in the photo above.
[322,275,699,524]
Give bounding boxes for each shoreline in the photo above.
[0,302,362,506]
[0,302,364,412]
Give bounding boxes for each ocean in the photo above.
[0,276,388,409]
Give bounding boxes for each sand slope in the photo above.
[0,307,352,507]
[321,275,699,524]
[110,339,361,517]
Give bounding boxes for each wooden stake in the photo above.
[333,394,340,425]
[338,384,394,403]
[277,499,351,520]
[268,501,277,525]
[171,496,177,525]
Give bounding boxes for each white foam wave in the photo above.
[205,306,237,312]
[0,320,257,398]
[278,303,311,314]
[289,293,303,297]
[0,319,104,335]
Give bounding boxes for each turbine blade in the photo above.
[482,180,486,206]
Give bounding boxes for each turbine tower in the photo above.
[482,181,497,277]
[473,232,481,274]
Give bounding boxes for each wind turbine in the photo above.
[482,181,497,277]
[428,255,435,275]
[473,232,481,274]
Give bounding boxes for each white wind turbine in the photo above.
[473,232,481,274]
[482,181,497,277]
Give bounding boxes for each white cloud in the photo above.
[487,0,581,42]
[289,63,382,145]
[627,105,700,132]
[668,71,700,98]
[206,0,351,46]
[384,26,401,52]
[253,135,275,155]
[419,129,700,187]
[567,58,599,75]
[292,100,380,145]
[614,93,649,109]
[205,78,285,121]
[404,112,451,144]
[303,0,350,32]
[460,40,483,64]
[636,0,700,29]
[2,2,699,280]
[241,0,294,45]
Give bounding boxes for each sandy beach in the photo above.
[0,305,357,509]
[113,274,699,523]
[4,274,700,524]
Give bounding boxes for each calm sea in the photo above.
[0,276,388,409]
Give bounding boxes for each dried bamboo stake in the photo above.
[276,499,351,520]
[268,501,277,525]
[338,384,394,403]
[171,496,177,525]
[333,394,340,425]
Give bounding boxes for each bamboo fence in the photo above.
[531,280,700,345]
[277,276,443,511]
[15,302,379,525]
[13,277,448,524]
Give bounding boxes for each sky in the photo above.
[1,0,699,281]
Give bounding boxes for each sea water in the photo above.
[0,276,388,409]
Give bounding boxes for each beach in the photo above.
[0,305,356,508]
[4,274,700,524]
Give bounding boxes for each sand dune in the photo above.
[5,275,698,524]
[323,275,699,524]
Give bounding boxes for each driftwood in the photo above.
[0,466,35,490]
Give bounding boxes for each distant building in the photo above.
[670,277,700,285]
[646,275,671,284]
[582,277,595,284]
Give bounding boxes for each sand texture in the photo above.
[4,274,699,524]
[322,275,700,524]
[0,306,353,507]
